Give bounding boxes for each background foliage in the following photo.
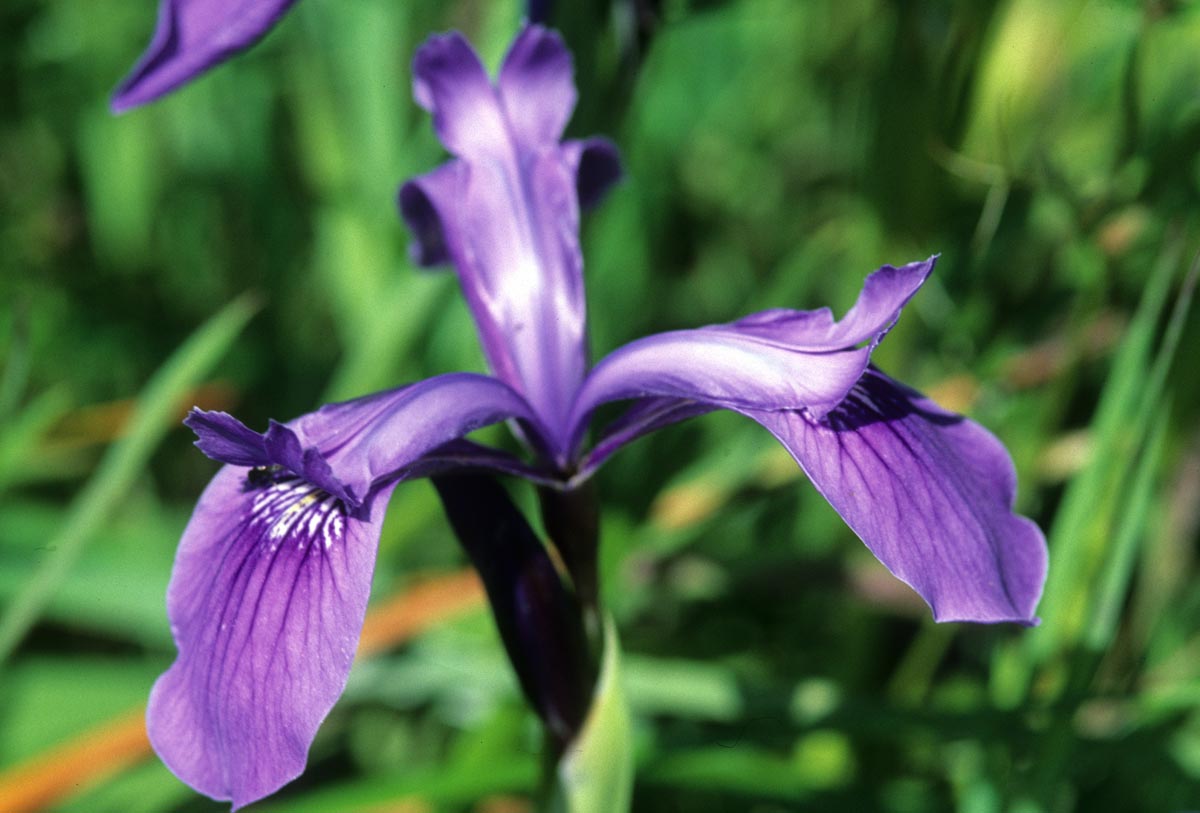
[2,0,1200,810]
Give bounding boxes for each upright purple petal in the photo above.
[497,26,576,149]
[400,27,612,442]
[112,0,299,113]
[729,258,934,350]
[147,466,396,808]
[411,33,509,160]
[745,368,1047,623]
[567,260,934,452]
[398,163,457,268]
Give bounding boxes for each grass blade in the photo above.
[0,295,259,663]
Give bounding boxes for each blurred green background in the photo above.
[2,0,1200,810]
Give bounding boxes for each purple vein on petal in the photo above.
[399,27,620,449]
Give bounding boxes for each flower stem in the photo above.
[433,474,595,750]
[537,481,603,652]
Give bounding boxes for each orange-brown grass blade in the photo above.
[0,569,484,813]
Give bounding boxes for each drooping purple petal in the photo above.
[400,27,612,441]
[147,465,396,809]
[566,260,934,453]
[745,367,1047,623]
[111,0,299,113]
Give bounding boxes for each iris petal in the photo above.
[727,258,934,350]
[187,409,270,467]
[400,27,607,443]
[745,368,1047,623]
[562,137,623,210]
[147,466,395,809]
[411,32,509,160]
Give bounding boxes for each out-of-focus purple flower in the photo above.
[147,25,1047,809]
[112,0,301,112]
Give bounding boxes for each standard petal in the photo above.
[147,465,396,808]
[398,154,596,428]
[411,32,509,160]
[403,28,618,441]
[497,26,576,149]
[398,162,459,268]
[398,145,589,439]
[186,409,269,467]
[745,367,1047,624]
[111,0,299,112]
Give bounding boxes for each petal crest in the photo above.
[567,260,935,451]
[186,409,269,467]
[728,258,935,350]
[411,32,509,160]
[188,373,542,505]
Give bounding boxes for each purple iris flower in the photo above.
[147,25,1047,809]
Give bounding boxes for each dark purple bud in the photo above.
[433,474,595,749]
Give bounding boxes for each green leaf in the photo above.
[550,616,634,813]
[0,295,259,663]
[1025,236,1187,666]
